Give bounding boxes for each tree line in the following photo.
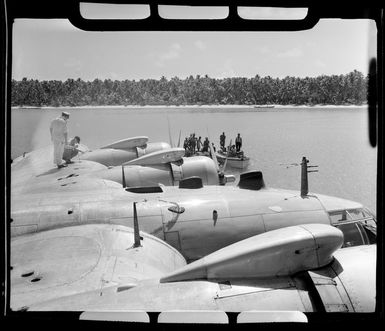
[11,70,367,107]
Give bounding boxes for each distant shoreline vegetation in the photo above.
[12,71,367,108]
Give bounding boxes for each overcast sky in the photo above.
[12,14,376,81]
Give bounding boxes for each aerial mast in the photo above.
[300,157,318,197]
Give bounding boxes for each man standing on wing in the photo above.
[50,111,70,169]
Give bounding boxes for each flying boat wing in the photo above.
[10,223,186,311]
[11,145,113,196]
[17,224,376,315]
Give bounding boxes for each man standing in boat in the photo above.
[220,132,226,151]
[197,136,202,152]
[202,137,210,153]
[183,137,189,151]
[190,133,197,154]
[235,133,242,152]
[50,111,70,169]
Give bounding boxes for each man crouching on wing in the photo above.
[63,136,81,164]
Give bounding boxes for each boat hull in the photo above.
[216,153,250,169]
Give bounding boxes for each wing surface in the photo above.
[21,224,374,314]
[11,145,118,195]
[11,223,186,311]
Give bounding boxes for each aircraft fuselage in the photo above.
[11,183,376,261]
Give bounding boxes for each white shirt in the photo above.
[50,117,68,142]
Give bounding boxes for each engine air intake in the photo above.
[179,176,203,189]
[238,171,265,190]
[125,186,163,193]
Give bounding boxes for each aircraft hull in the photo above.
[9,146,377,314]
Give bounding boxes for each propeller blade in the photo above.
[121,165,126,188]
[206,127,220,173]
[167,115,174,148]
[100,136,148,149]
[220,139,232,171]
[222,157,228,171]
[177,130,181,148]
[123,148,185,166]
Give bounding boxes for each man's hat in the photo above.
[62,111,70,117]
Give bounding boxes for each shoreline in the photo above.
[12,104,367,110]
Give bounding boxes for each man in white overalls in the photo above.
[235,133,242,152]
[50,111,70,168]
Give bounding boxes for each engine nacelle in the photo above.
[172,156,219,186]
[91,156,220,187]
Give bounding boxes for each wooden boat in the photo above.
[215,150,250,169]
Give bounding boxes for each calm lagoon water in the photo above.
[11,106,377,213]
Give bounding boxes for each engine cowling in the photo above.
[172,156,219,186]
[90,156,220,187]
